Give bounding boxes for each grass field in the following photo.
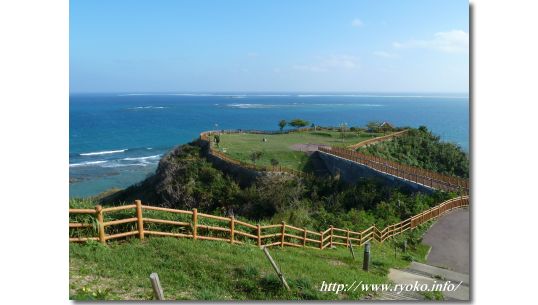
[70,232,430,300]
[216,130,384,171]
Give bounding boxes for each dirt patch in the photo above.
[290,143,330,152]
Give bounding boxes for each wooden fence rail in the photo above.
[200,130,468,194]
[200,131,309,177]
[319,146,469,194]
[69,196,469,249]
[346,129,409,150]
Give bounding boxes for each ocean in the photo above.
[70,93,469,198]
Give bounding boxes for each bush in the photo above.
[358,127,469,178]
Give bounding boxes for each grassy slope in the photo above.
[357,129,469,178]
[70,233,430,301]
[217,131,383,171]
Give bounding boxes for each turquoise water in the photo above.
[70,93,469,197]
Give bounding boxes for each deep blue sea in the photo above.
[70,93,469,197]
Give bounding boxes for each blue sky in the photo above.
[70,0,469,93]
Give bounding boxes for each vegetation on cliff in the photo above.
[101,141,455,233]
[358,127,469,178]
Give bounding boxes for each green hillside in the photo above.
[217,130,384,171]
[358,127,469,178]
[70,233,430,301]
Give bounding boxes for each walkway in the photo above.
[378,208,470,301]
[422,208,470,273]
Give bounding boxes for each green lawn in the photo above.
[216,130,383,171]
[70,233,430,300]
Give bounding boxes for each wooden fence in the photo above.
[200,131,308,177]
[346,129,409,150]
[199,129,405,178]
[69,196,469,249]
[319,147,469,194]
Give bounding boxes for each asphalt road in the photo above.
[422,208,470,274]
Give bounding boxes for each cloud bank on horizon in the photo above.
[70,0,469,93]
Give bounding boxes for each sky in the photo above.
[70,0,469,93]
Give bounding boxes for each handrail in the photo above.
[347,129,409,150]
[200,128,407,179]
[69,196,469,249]
[318,146,469,193]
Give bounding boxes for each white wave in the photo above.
[79,149,127,156]
[297,94,468,99]
[122,154,162,161]
[128,106,167,110]
[117,93,150,96]
[101,160,157,168]
[118,93,466,99]
[225,103,383,109]
[119,93,293,97]
[69,161,107,167]
[312,103,383,107]
[100,162,152,168]
[226,103,278,109]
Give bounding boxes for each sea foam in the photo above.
[69,161,107,167]
[79,149,127,156]
[122,154,162,161]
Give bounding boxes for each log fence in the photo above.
[200,130,309,177]
[200,130,468,194]
[346,129,409,150]
[319,146,469,193]
[69,196,469,249]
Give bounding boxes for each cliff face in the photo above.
[100,142,211,207]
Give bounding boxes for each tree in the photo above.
[270,158,279,169]
[340,122,348,142]
[381,123,393,135]
[366,121,382,133]
[214,134,221,147]
[288,118,310,129]
[250,151,263,164]
[278,120,287,132]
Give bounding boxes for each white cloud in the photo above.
[351,18,363,28]
[393,30,469,53]
[292,55,359,72]
[373,51,399,58]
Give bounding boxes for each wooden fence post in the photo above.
[329,225,334,248]
[320,231,324,249]
[346,229,350,246]
[135,200,144,240]
[303,228,307,247]
[257,224,261,247]
[230,216,235,244]
[363,241,371,271]
[192,208,198,239]
[280,221,285,248]
[348,242,356,259]
[262,247,291,291]
[149,272,165,300]
[95,205,106,244]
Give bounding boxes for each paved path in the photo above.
[382,263,470,301]
[422,208,470,274]
[379,209,471,301]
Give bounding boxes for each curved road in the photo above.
[422,208,470,274]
